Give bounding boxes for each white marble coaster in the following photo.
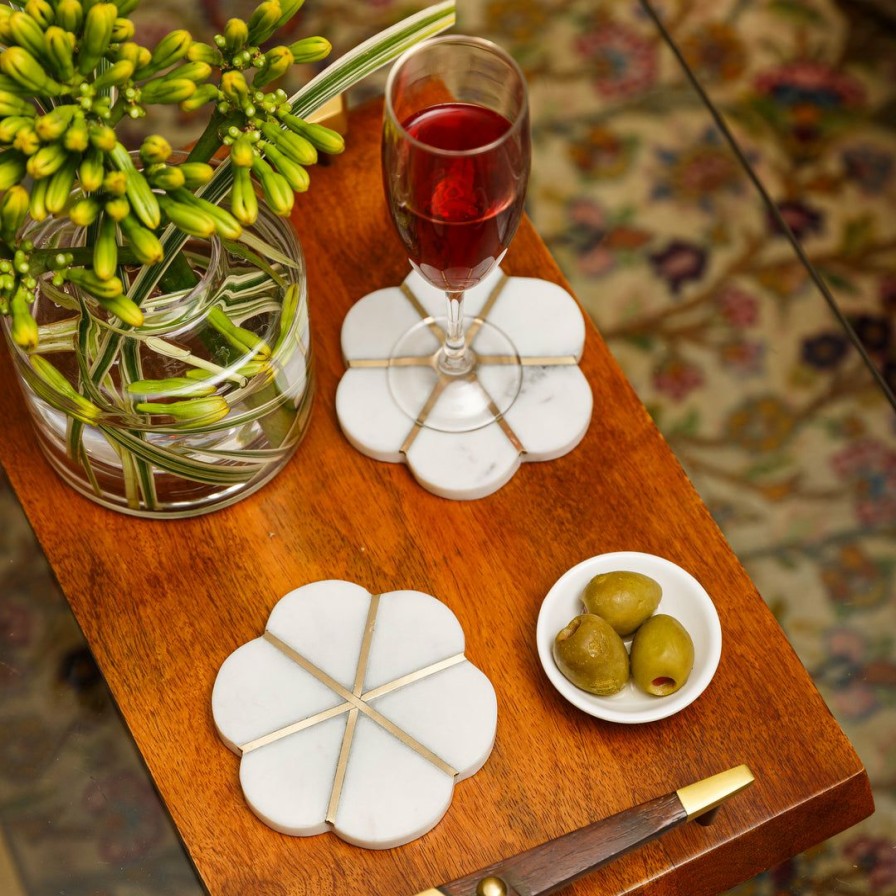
[211,580,498,849]
[336,267,593,500]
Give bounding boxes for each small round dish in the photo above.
[536,552,722,724]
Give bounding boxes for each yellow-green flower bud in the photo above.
[253,45,293,89]
[103,170,128,195]
[230,135,256,168]
[161,61,212,84]
[0,150,26,190]
[68,195,101,227]
[0,116,34,144]
[25,0,55,30]
[89,122,117,151]
[63,116,90,152]
[275,0,306,28]
[35,104,79,142]
[135,396,230,427]
[140,134,172,165]
[67,265,125,299]
[97,292,144,327]
[149,29,193,71]
[10,288,38,349]
[0,184,29,238]
[229,164,257,226]
[104,196,130,221]
[93,59,135,90]
[44,26,77,83]
[13,126,40,156]
[246,0,282,46]
[141,77,196,104]
[157,193,216,238]
[27,143,68,180]
[178,162,214,188]
[222,18,249,53]
[208,306,271,359]
[120,213,164,265]
[55,0,84,34]
[251,155,293,216]
[187,42,222,66]
[77,3,118,76]
[221,70,249,106]
[179,83,219,112]
[8,12,50,64]
[31,354,103,422]
[288,36,331,64]
[0,92,37,119]
[147,165,184,191]
[44,157,78,214]
[78,148,105,192]
[126,376,217,398]
[111,17,136,43]
[281,113,345,154]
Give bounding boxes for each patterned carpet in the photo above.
[1,0,895,894]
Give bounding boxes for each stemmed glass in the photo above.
[382,35,531,433]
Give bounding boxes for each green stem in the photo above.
[186,108,227,165]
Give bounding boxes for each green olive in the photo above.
[553,613,629,696]
[582,570,662,636]
[630,614,694,697]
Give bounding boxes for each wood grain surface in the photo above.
[0,99,873,896]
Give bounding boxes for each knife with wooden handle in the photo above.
[413,765,754,896]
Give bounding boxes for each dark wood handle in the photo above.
[437,792,686,896]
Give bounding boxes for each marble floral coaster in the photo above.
[336,267,594,500]
[211,580,497,850]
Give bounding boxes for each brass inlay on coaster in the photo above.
[346,275,579,451]
[238,598,464,829]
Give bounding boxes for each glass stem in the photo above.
[439,290,473,375]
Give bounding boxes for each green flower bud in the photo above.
[178,161,214,187]
[136,396,230,427]
[63,116,90,152]
[0,184,30,239]
[120,213,164,265]
[140,134,172,165]
[222,19,249,53]
[141,77,196,104]
[187,42,223,66]
[253,45,293,89]
[78,3,118,76]
[179,83,219,112]
[31,354,103,423]
[35,104,79,142]
[68,195,102,227]
[55,0,84,34]
[26,143,69,180]
[93,59,135,90]
[104,196,130,221]
[126,376,217,398]
[288,36,331,64]
[246,0,282,46]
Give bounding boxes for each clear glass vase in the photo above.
[2,203,313,518]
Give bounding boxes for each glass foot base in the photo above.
[387,316,523,433]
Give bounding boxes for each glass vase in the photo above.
[2,203,313,518]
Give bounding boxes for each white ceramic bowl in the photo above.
[536,552,722,724]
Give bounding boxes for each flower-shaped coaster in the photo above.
[211,580,497,849]
[336,267,593,500]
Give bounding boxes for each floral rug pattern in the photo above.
[1,0,895,894]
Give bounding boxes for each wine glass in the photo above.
[382,35,531,433]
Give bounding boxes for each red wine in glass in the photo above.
[390,102,526,293]
[382,36,531,433]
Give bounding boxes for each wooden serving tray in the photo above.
[0,99,872,896]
